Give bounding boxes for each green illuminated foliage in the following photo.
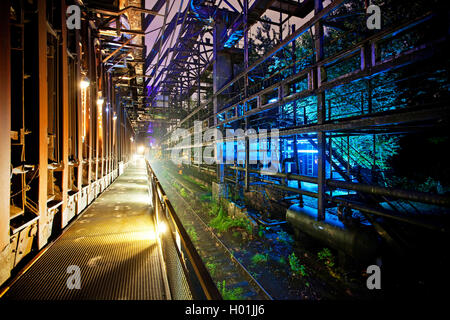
[206,262,217,277]
[217,280,244,300]
[186,226,198,242]
[318,248,335,268]
[288,252,307,277]
[251,253,269,265]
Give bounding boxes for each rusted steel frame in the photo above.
[61,1,70,227]
[92,6,163,17]
[76,23,83,194]
[102,35,136,63]
[214,0,345,98]
[37,0,49,249]
[0,0,11,250]
[98,27,145,36]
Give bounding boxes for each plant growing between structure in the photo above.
[217,280,244,300]
[206,262,217,277]
[209,199,220,217]
[258,225,265,238]
[251,253,269,265]
[209,203,253,234]
[180,187,188,198]
[317,248,335,268]
[276,230,294,245]
[186,227,198,242]
[200,193,212,202]
[288,252,307,277]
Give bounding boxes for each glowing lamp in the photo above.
[80,78,90,89]
[158,221,168,234]
[97,97,104,106]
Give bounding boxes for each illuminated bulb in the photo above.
[80,78,90,89]
[137,145,145,154]
[97,97,104,106]
[113,114,117,121]
[158,221,168,234]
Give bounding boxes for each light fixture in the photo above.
[158,221,168,234]
[137,145,145,154]
[130,137,134,142]
[113,113,117,121]
[97,97,104,106]
[80,78,90,89]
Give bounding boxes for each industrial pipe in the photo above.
[327,179,450,207]
[286,205,379,260]
[332,197,447,232]
[229,166,318,184]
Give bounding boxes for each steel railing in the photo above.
[146,160,222,300]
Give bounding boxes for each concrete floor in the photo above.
[2,159,168,300]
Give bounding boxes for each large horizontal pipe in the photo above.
[286,205,379,259]
[225,166,450,206]
[225,175,318,198]
[228,166,318,184]
[328,179,450,207]
[259,180,318,198]
[332,197,447,232]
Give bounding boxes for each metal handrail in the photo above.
[146,160,222,300]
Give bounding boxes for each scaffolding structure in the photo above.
[149,0,450,256]
[1,0,449,295]
[0,0,147,285]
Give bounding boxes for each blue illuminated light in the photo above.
[298,150,318,153]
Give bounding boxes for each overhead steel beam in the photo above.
[102,35,136,63]
[98,27,145,35]
[91,6,163,17]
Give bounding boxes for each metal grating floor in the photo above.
[3,160,168,300]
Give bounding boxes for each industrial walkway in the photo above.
[2,160,168,300]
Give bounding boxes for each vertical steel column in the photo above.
[61,1,70,227]
[94,44,100,183]
[243,0,249,99]
[243,0,250,192]
[76,28,83,194]
[245,135,250,191]
[314,0,326,221]
[116,93,121,165]
[106,75,111,175]
[87,27,94,185]
[0,0,11,254]
[38,0,49,248]
[213,21,226,185]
